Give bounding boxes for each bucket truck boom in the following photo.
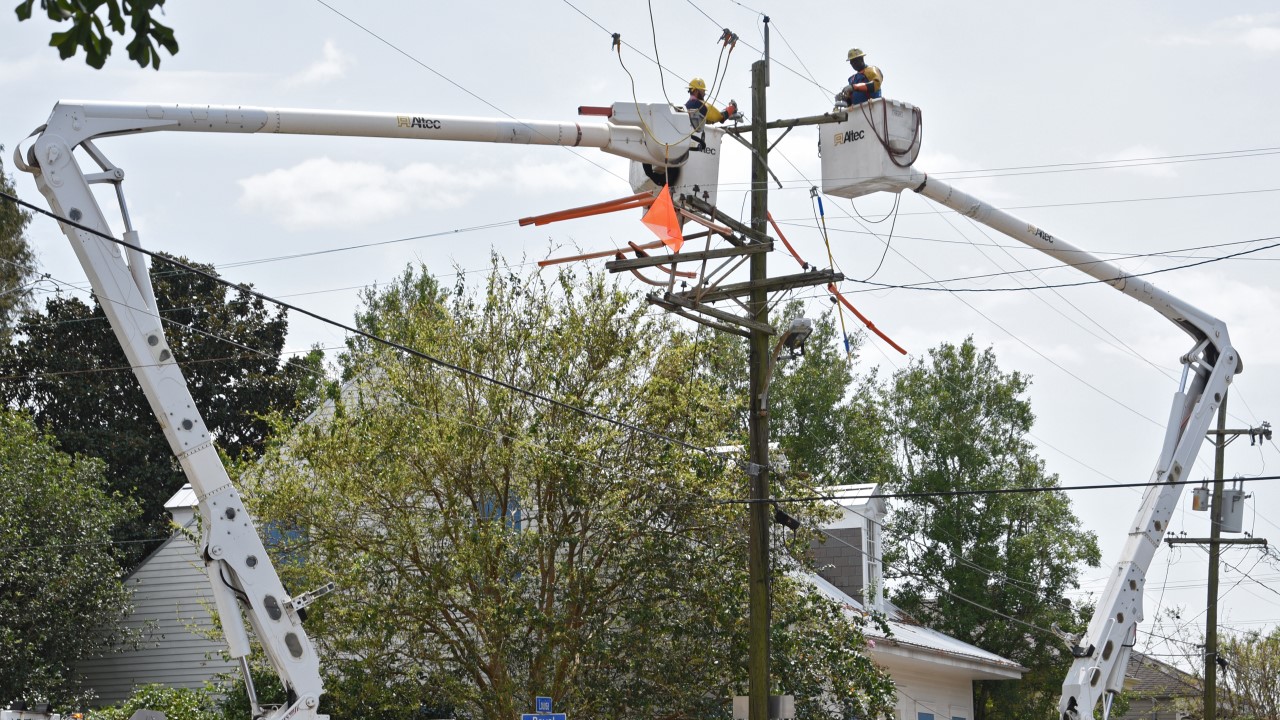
[12,99,719,720]
[818,100,1240,720]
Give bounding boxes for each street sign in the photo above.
[521,697,565,720]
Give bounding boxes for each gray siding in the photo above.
[77,533,235,705]
[811,527,864,600]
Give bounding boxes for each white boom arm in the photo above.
[15,100,700,720]
[906,172,1240,720]
[821,103,1239,718]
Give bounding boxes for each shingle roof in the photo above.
[1124,652,1201,697]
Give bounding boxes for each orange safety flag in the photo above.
[640,185,684,252]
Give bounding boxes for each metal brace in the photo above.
[285,581,337,613]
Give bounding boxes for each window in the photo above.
[917,714,934,720]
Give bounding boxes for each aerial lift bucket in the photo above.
[819,98,923,199]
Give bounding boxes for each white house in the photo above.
[808,483,1026,720]
[78,478,1023,718]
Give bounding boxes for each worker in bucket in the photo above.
[835,48,883,107]
[685,77,738,131]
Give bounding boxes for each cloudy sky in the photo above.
[3,0,1279,675]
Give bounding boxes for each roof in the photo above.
[163,483,198,510]
[1124,652,1200,697]
[822,483,879,507]
[804,571,1027,673]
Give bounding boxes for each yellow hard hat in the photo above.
[847,48,865,62]
[688,77,707,92]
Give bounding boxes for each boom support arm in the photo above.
[902,171,1240,720]
[12,98,701,720]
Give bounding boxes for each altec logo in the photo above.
[1026,224,1056,244]
[833,129,865,146]
[397,116,442,129]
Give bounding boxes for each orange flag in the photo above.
[640,185,684,252]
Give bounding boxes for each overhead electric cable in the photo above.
[845,238,1280,293]
[312,0,628,184]
[1,190,711,456]
[697,474,1280,505]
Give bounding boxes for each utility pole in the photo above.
[1205,395,1226,720]
[746,56,772,720]
[606,26,846,720]
[1165,391,1270,720]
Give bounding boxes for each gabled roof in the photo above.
[1124,652,1200,697]
[804,572,1027,675]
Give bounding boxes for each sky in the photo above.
[2,0,1279,679]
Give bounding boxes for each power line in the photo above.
[699,474,1280,505]
[2,190,712,457]
[843,237,1280,293]
[312,0,628,185]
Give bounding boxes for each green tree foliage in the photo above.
[241,264,896,720]
[0,257,315,568]
[89,684,220,720]
[13,0,177,69]
[767,306,892,486]
[0,410,137,705]
[0,148,39,335]
[1217,626,1280,719]
[882,338,1101,720]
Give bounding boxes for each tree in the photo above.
[0,148,39,335]
[766,305,893,487]
[240,264,896,720]
[13,0,178,69]
[0,256,316,568]
[882,338,1101,720]
[1215,626,1280,719]
[0,409,138,705]
[90,684,221,720]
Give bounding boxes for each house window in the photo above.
[479,495,522,531]
[917,714,934,720]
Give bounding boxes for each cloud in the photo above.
[0,56,44,87]
[1242,26,1280,54]
[1095,144,1178,179]
[1156,13,1280,55]
[916,151,1015,203]
[237,156,617,229]
[291,40,351,85]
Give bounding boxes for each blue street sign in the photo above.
[523,695,564,720]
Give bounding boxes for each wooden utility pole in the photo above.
[1205,394,1227,720]
[746,56,772,720]
[1165,392,1270,720]
[605,29,846,720]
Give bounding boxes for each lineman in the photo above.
[835,48,883,107]
[685,77,738,131]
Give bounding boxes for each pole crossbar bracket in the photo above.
[674,269,843,304]
[605,242,772,272]
[646,295,751,337]
[654,291,777,335]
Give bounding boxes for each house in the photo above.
[1114,653,1199,720]
[80,476,1023,718]
[76,486,236,705]
[808,483,1027,720]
